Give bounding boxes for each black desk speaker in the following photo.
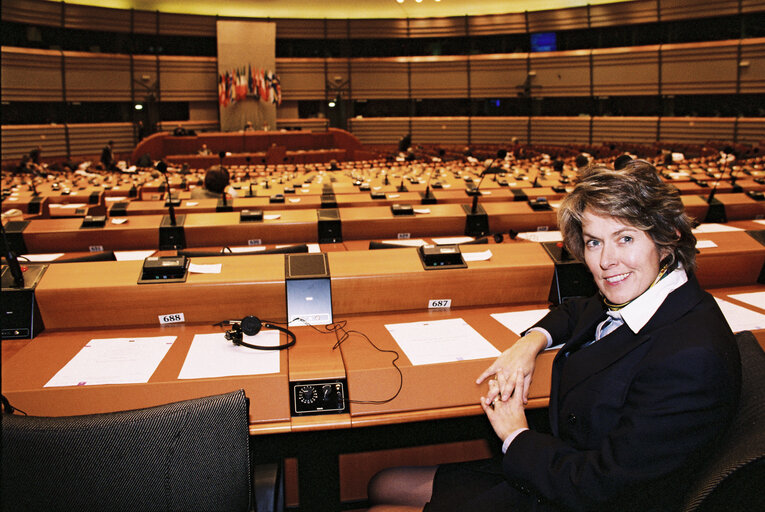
[1,264,47,339]
[542,241,597,305]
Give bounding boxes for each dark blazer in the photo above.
[504,274,741,512]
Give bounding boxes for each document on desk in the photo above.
[178,332,280,379]
[728,291,765,311]
[44,336,176,387]
[491,309,562,350]
[714,298,765,333]
[385,318,500,366]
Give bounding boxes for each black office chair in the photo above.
[680,330,765,512]
[1,389,283,512]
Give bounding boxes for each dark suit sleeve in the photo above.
[532,297,593,345]
[502,338,737,511]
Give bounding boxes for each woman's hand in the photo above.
[481,370,529,441]
[476,330,548,406]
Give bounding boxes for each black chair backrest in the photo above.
[681,330,765,512]
[1,390,251,512]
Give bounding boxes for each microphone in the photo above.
[156,160,176,226]
[469,165,502,214]
[706,146,734,205]
[1,223,25,288]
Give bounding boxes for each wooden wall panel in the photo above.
[527,5,590,33]
[740,39,765,93]
[589,0,659,28]
[351,60,410,100]
[410,58,468,98]
[159,12,216,37]
[1,0,61,27]
[592,46,660,96]
[660,0,741,21]
[63,3,131,33]
[67,122,135,157]
[2,0,762,38]
[591,116,659,143]
[349,19,410,39]
[530,50,592,97]
[159,56,217,102]
[470,54,528,98]
[412,117,469,144]
[132,9,159,35]
[661,41,739,95]
[348,117,410,144]
[64,52,132,102]
[660,117,736,143]
[132,56,159,93]
[276,59,328,101]
[274,18,346,39]
[737,117,765,143]
[530,116,591,144]
[471,117,529,144]
[408,16,467,38]
[1,47,63,101]
[1,124,68,161]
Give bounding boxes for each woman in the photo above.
[368,160,741,512]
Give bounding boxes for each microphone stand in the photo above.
[1,223,25,288]
[157,160,186,250]
[462,166,498,237]
[703,149,732,223]
[420,170,437,205]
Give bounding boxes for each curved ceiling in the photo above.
[60,0,630,20]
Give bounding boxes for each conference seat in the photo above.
[680,330,765,512]
[1,389,284,512]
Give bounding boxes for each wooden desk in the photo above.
[22,215,161,253]
[694,230,765,287]
[1,324,291,431]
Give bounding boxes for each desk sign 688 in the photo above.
[159,313,185,325]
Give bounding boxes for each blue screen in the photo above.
[531,32,557,52]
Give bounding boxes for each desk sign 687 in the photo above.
[159,313,185,325]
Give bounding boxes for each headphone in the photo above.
[224,315,296,350]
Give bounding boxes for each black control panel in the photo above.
[289,379,347,416]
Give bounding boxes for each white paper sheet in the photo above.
[413,208,431,214]
[491,309,550,336]
[462,249,492,261]
[695,240,718,249]
[714,298,765,333]
[382,239,427,247]
[728,291,765,310]
[307,243,321,253]
[114,250,156,261]
[517,231,563,243]
[264,214,281,220]
[178,332,280,379]
[189,263,222,274]
[385,318,500,366]
[45,336,176,387]
[432,236,474,245]
[21,253,64,262]
[229,245,267,253]
[692,223,744,233]
[110,218,128,224]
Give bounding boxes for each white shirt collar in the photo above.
[617,266,688,334]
